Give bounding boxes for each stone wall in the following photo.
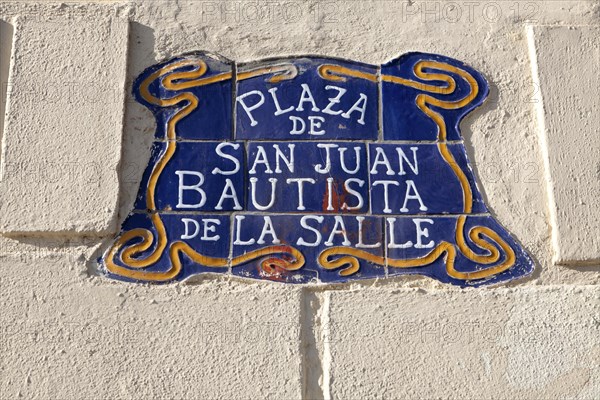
[0,1,598,399]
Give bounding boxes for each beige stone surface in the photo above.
[0,254,303,399]
[327,286,600,399]
[116,0,599,284]
[0,1,598,399]
[528,25,600,265]
[0,13,128,235]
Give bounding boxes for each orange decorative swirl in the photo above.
[238,64,298,83]
[318,64,378,83]
[104,58,301,281]
[319,59,517,281]
[105,56,517,283]
[107,239,305,282]
[318,242,458,276]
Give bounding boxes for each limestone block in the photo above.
[0,15,128,235]
[528,25,600,265]
[0,255,303,399]
[327,287,600,399]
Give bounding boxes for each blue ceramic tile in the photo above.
[230,214,384,283]
[368,143,487,214]
[102,212,231,283]
[385,215,534,287]
[133,52,233,140]
[381,52,488,141]
[134,141,245,212]
[102,51,535,287]
[246,142,369,213]
[236,57,378,140]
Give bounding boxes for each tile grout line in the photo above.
[300,289,331,400]
[377,64,383,142]
[320,290,332,400]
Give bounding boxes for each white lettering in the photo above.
[372,180,400,213]
[341,178,364,210]
[314,143,337,174]
[296,83,320,112]
[250,177,277,211]
[257,216,280,245]
[212,143,241,175]
[326,177,335,211]
[286,178,316,211]
[273,144,295,173]
[176,170,206,209]
[289,116,306,135]
[341,93,367,125]
[322,85,346,115]
[400,180,427,212]
[234,216,255,245]
[181,218,200,240]
[215,178,242,210]
[268,87,293,115]
[370,147,395,175]
[201,219,221,241]
[396,146,419,175]
[339,146,361,174]
[297,215,324,247]
[356,216,380,248]
[237,90,265,127]
[413,218,435,249]
[308,116,326,135]
[325,216,351,246]
[249,145,273,174]
[387,218,413,248]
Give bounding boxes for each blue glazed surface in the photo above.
[231,214,384,283]
[381,52,489,141]
[133,52,233,140]
[246,142,369,213]
[236,57,378,140]
[368,143,487,214]
[107,213,230,282]
[385,215,534,287]
[100,52,535,287]
[133,141,245,212]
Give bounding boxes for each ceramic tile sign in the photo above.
[99,51,535,286]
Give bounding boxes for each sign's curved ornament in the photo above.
[100,51,535,287]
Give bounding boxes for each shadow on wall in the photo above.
[117,22,157,220]
[0,20,14,148]
[0,22,157,278]
[459,72,500,208]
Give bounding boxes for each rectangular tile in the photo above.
[246,142,369,213]
[368,143,487,214]
[381,52,488,141]
[236,57,378,140]
[231,214,385,283]
[105,212,231,281]
[134,141,245,212]
[385,215,534,286]
[136,52,233,141]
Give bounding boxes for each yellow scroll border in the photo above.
[103,56,515,283]
[104,60,305,281]
[318,61,515,280]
